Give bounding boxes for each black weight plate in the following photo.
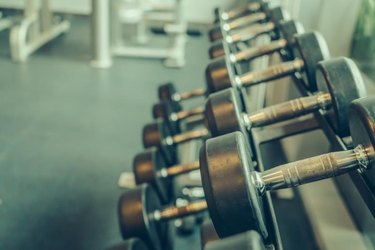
[270,7,289,27]
[133,148,173,204]
[208,41,225,60]
[200,132,268,239]
[205,57,233,94]
[349,97,375,192]
[200,219,220,249]
[209,25,223,42]
[142,119,176,165]
[278,20,304,60]
[118,184,163,250]
[294,32,330,91]
[152,101,182,135]
[204,88,255,160]
[213,7,220,23]
[158,82,177,102]
[205,230,265,250]
[316,57,367,137]
[205,88,244,137]
[107,238,148,250]
[268,7,290,41]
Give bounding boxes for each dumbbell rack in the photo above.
[250,58,375,249]
[224,6,375,247]
[294,73,375,247]
[171,13,284,249]
[173,9,375,249]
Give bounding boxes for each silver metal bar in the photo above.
[176,87,207,101]
[224,12,266,31]
[255,145,369,193]
[90,0,112,68]
[160,161,200,178]
[246,92,332,127]
[221,2,262,21]
[168,129,209,145]
[175,107,205,120]
[233,39,288,62]
[236,59,305,88]
[154,200,207,221]
[227,22,275,43]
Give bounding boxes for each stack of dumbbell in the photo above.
[112,1,375,249]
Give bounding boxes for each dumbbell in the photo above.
[152,100,204,135]
[200,96,375,238]
[144,57,365,165]
[118,184,207,250]
[120,134,271,249]
[213,0,263,23]
[205,230,266,250]
[207,31,329,93]
[107,239,148,250]
[208,19,303,66]
[209,7,289,61]
[209,2,275,42]
[209,6,288,44]
[133,147,200,203]
[153,22,303,132]
[139,57,366,235]
[143,88,254,166]
[155,20,303,132]
[123,92,375,248]
[157,31,328,114]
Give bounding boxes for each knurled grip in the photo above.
[233,39,287,62]
[175,106,204,120]
[237,59,304,87]
[155,200,207,221]
[169,129,209,145]
[259,147,367,192]
[177,87,206,101]
[222,2,262,21]
[248,93,331,127]
[228,22,275,43]
[163,161,200,178]
[225,12,266,30]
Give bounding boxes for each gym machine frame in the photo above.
[9,0,70,62]
[110,0,187,68]
[0,14,13,32]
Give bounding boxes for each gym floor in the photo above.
[0,16,209,250]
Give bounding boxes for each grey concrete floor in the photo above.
[0,17,209,250]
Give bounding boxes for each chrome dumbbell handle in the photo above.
[173,87,207,102]
[224,12,266,31]
[173,106,205,121]
[165,129,210,145]
[153,200,207,221]
[231,38,288,63]
[227,22,275,43]
[221,2,262,21]
[236,59,305,88]
[253,145,369,194]
[244,92,332,128]
[158,161,200,178]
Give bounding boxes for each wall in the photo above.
[0,0,362,55]
[0,0,236,23]
[297,0,361,57]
